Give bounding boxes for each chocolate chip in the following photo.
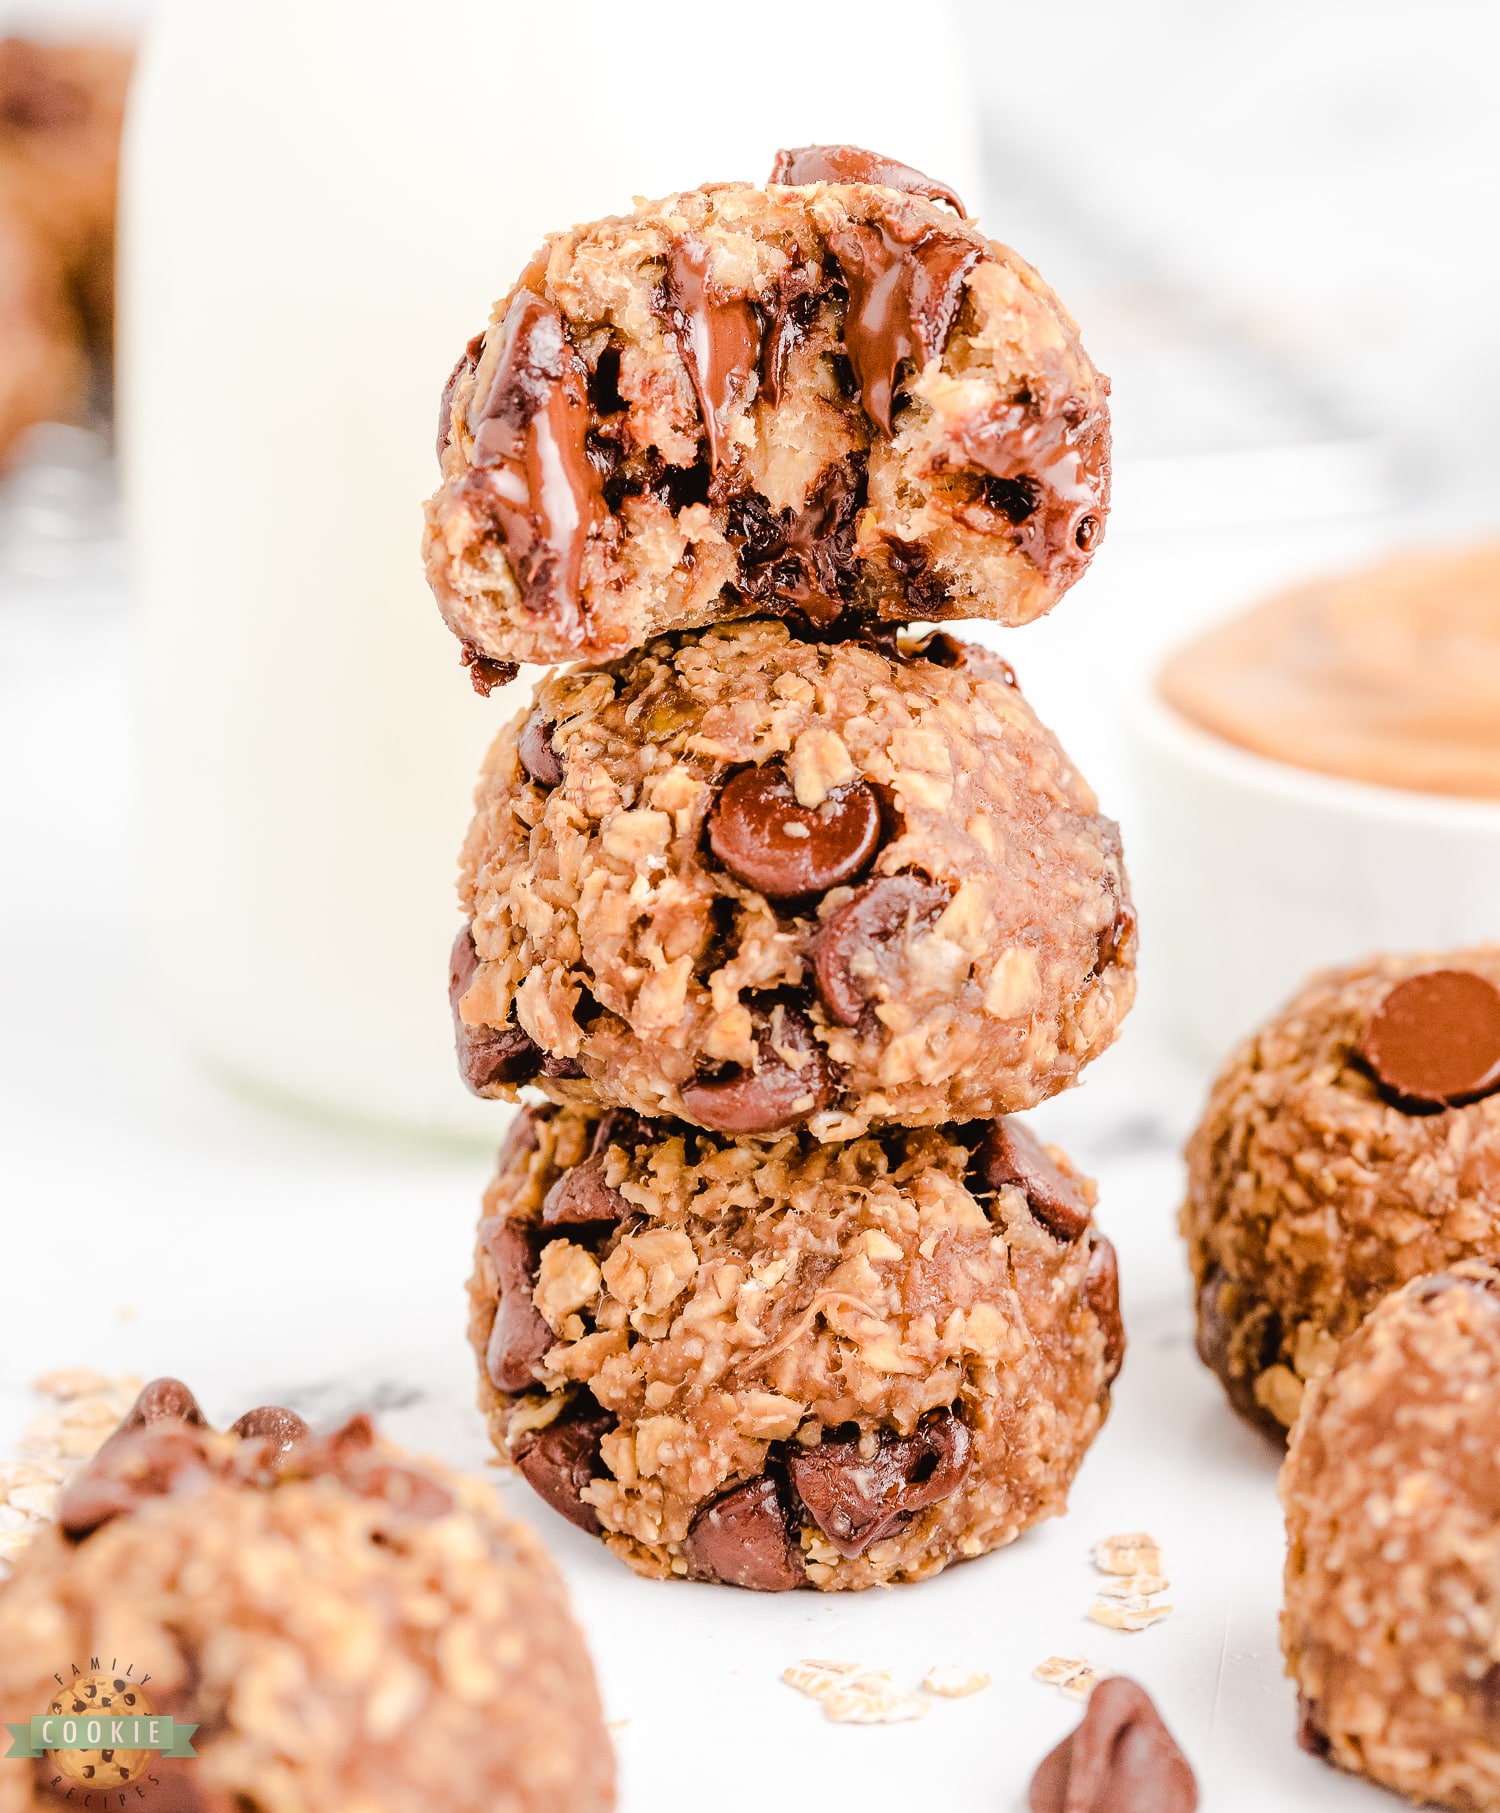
[786,1409,972,1558]
[687,1473,806,1591]
[904,629,966,667]
[437,329,485,465]
[1356,968,1500,1109]
[496,1105,544,1175]
[1029,1677,1198,1813]
[542,1153,627,1229]
[972,1117,1092,1241]
[590,1108,650,1156]
[120,1378,208,1431]
[518,708,563,787]
[707,764,880,901]
[448,925,544,1092]
[1096,898,1136,974]
[514,1398,615,1534]
[809,874,950,1026]
[663,237,762,472]
[228,1405,310,1459]
[1194,1267,1286,1439]
[458,639,520,696]
[824,217,982,435]
[59,1425,216,1542]
[477,1217,556,1394]
[465,289,603,643]
[769,144,967,218]
[680,999,837,1134]
[1296,1695,1330,1760]
[1084,1234,1125,1385]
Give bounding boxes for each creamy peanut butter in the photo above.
[1158,544,1500,799]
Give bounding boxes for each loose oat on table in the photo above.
[1090,1532,1162,1577]
[0,1379,614,1813]
[1283,1264,1500,1811]
[469,1102,1122,1591]
[1182,946,1500,1439]
[454,618,1134,1137]
[922,1665,990,1699]
[1089,1598,1174,1632]
[0,1371,142,1580]
[423,143,1109,674]
[821,1675,929,1725]
[1034,1656,1106,1701]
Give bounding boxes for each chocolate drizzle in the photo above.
[770,143,968,218]
[664,237,762,471]
[465,290,604,642]
[824,217,981,434]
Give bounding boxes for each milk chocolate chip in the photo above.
[770,144,967,217]
[680,1000,837,1134]
[518,708,563,787]
[1029,1677,1197,1813]
[120,1377,207,1430]
[458,638,519,697]
[726,458,866,623]
[437,329,485,465]
[824,216,981,434]
[1085,1234,1125,1384]
[973,1116,1092,1241]
[810,874,950,1025]
[465,289,603,643]
[542,1154,627,1229]
[707,764,880,900]
[449,925,544,1092]
[228,1405,311,1459]
[786,1409,972,1558]
[1357,968,1500,1109]
[687,1473,806,1591]
[59,1425,215,1541]
[514,1399,614,1534]
[478,1217,556,1393]
[664,237,762,472]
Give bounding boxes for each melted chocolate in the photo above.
[824,217,981,434]
[664,237,762,472]
[957,397,1111,588]
[726,458,867,623]
[770,144,967,217]
[466,290,603,643]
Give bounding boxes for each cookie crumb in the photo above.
[923,1665,990,1699]
[1089,1598,1174,1632]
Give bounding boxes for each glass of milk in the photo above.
[121,0,979,1137]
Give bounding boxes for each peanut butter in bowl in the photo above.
[1158,543,1500,800]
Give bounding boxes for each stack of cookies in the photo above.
[425,145,1135,1591]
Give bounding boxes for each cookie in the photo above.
[467,1104,1121,1592]
[1282,1265,1500,1809]
[0,37,131,360]
[0,1379,614,1813]
[423,142,1110,675]
[454,618,1134,1138]
[1181,948,1500,1438]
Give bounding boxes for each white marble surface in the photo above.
[0,517,1414,1810]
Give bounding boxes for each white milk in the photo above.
[121,0,978,1138]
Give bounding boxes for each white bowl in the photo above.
[1125,689,1500,1065]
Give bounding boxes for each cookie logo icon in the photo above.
[5,1657,197,1798]
[44,1674,154,1789]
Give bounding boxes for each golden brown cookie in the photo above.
[1282,1264,1500,1809]
[468,1104,1121,1592]
[453,619,1134,1138]
[0,1379,614,1813]
[1182,947,1500,1438]
[423,144,1109,675]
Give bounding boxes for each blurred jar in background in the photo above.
[122,0,979,1137]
